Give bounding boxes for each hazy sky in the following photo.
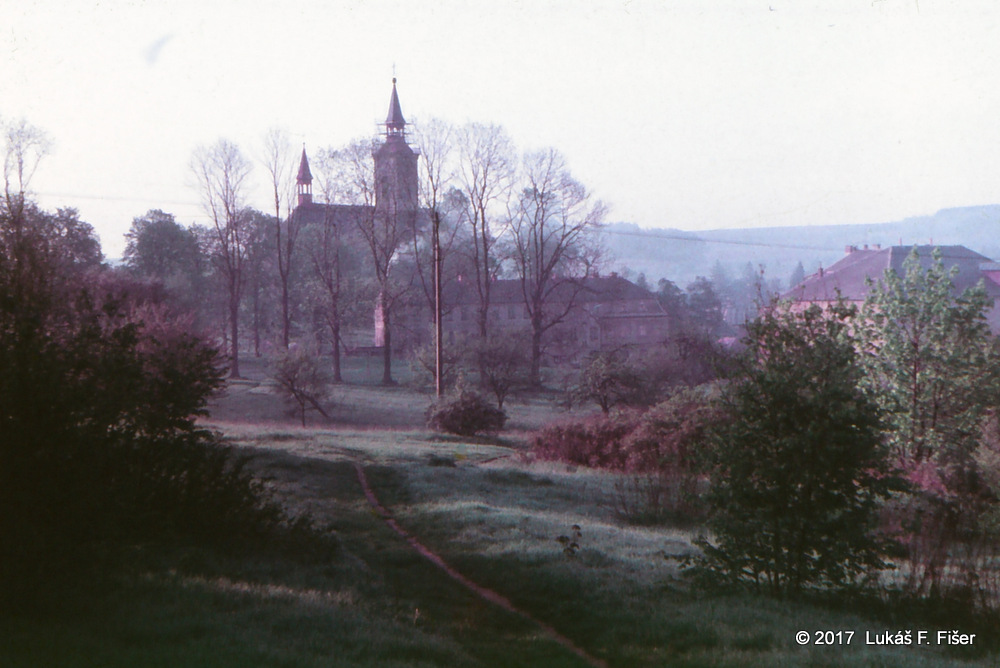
[4,0,1000,257]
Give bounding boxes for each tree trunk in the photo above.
[282,282,290,348]
[529,323,543,388]
[253,282,261,357]
[382,324,393,385]
[331,320,342,383]
[229,291,241,378]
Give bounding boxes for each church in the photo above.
[290,78,424,355]
[290,79,672,367]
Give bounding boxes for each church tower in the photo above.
[296,146,313,206]
[374,78,419,214]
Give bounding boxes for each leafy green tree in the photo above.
[0,204,281,600]
[1,132,281,598]
[858,248,1000,468]
[655,278,687,327]
[124,209,206,316]
[124,209,202,279]
[857,248,1000,597]
[698,303,898,594]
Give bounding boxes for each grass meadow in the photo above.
[4,362,998,667]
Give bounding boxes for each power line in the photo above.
[30,189,991,260]
[598,226,837,253]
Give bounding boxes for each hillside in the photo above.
[602,205,1000,288]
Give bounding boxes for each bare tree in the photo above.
[509,148,606,386]
[191,139,253,378]
[2,118,51,279]
[2,118,50,221]
[1,118,53,311]
[320,137,411,385]
[456,123,515,342]
[260,127,297,348]
[414,118,459,396]
[307,150,359,383]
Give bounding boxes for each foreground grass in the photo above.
[4,425,995,667]
[386,459,996,667]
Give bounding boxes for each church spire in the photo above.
[384,77,406,139]
[296,145,313,206]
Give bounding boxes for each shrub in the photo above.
[427,387,507,436]
[696,303,901,595]
[615,387,723,523]
[272,346,331,426]
[531,388,722,523]
[530,411,639,469]
[574,351,655,413]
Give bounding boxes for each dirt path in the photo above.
[353,463,609,668]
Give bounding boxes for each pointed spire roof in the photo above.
[296,146,313,184]
[385,77,406,134]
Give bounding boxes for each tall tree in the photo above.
[124,209,202,280]
[858,247,1000,472]
[509,148,605,386]
[307,151,367,383]
[241,208,275,358]
[2,117,50,225]
[685,276,725,337]
[123,209,206,317]
[414,118,461,396]
[191,139,253,378]
[857,248,1000,597]
[456,123,515,342]
[320,137,411,385]
[260,127,297,348]
[2,118,51,296]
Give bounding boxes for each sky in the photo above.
[4,0,1000,258]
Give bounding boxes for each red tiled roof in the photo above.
[785,245,1000,302]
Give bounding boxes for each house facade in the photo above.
[440,273,672,363]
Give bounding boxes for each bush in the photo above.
[531,388,722,523]
[695,303,901,595]
[531,411,639,469]
[574,351,655,413]
[272,346,331,426]
[0,216,286,602]
[427,387,507,436]
[615,387,723,523]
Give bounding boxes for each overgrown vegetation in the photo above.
[0,130,288,604]
[532,387,722,524]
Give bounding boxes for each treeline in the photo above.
[535,248,1000,613]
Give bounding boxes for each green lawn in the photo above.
[3,423,995,667]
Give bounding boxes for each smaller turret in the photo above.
[296,146,313,206]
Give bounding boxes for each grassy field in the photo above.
[4,375,998,667]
